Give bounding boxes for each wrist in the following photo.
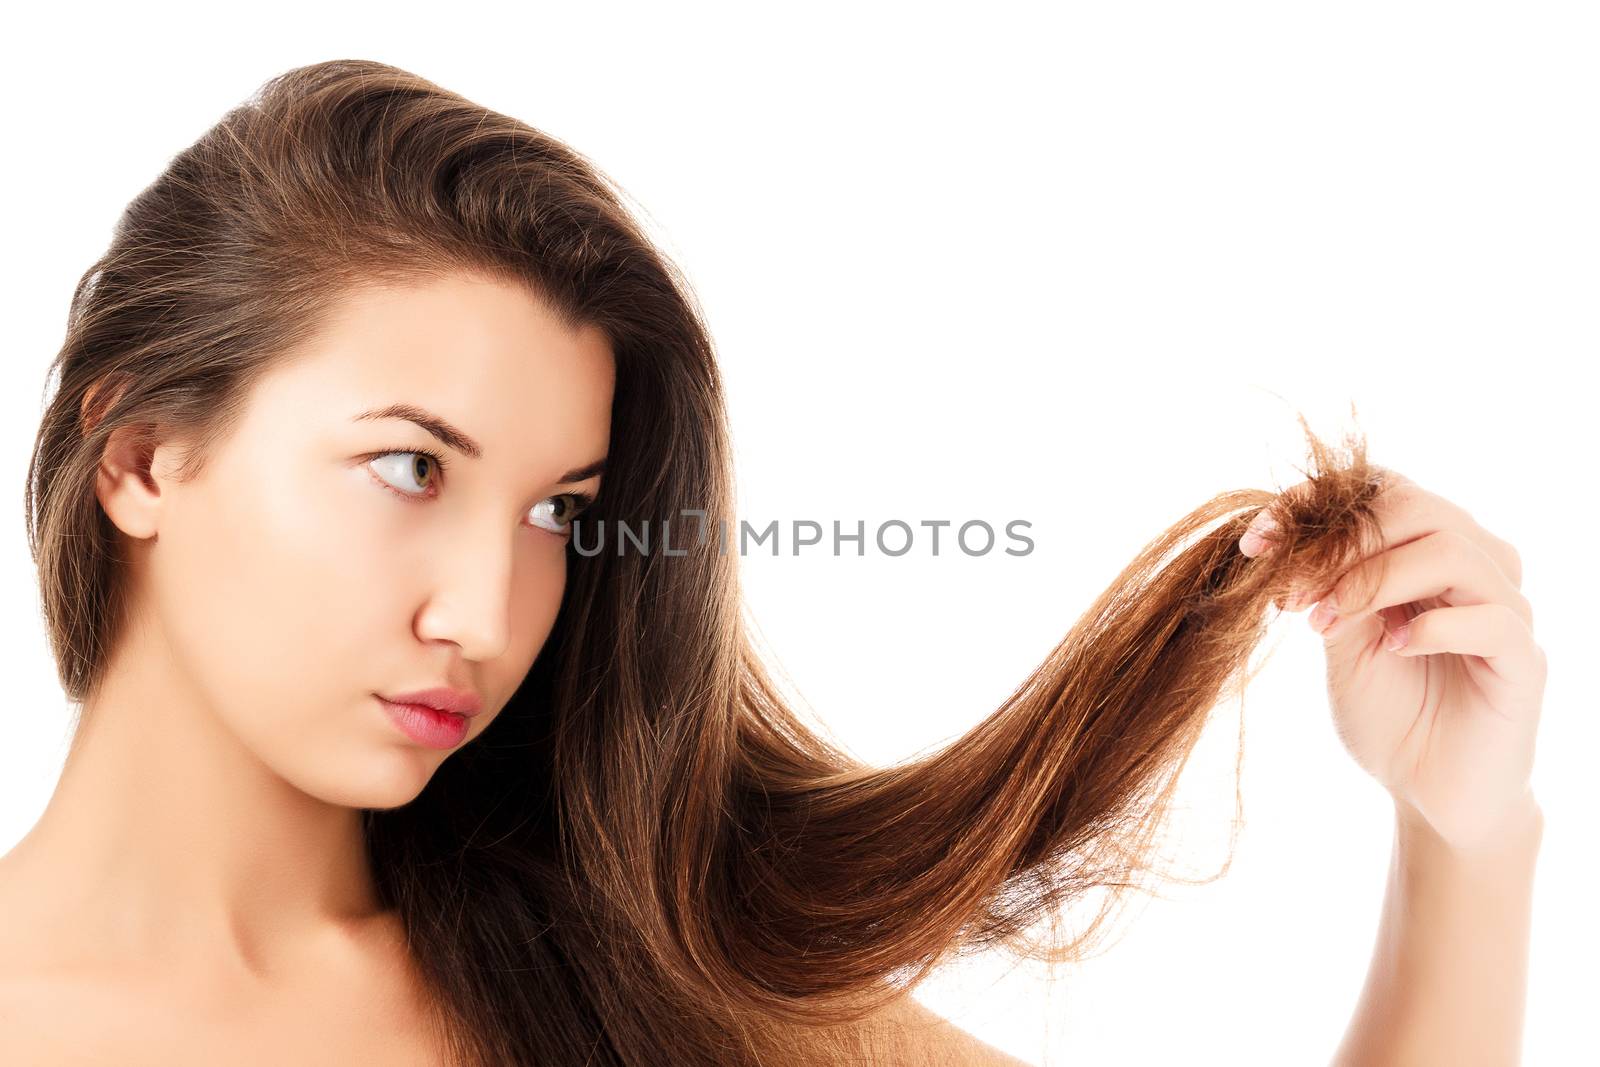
[1394,788,1544,858]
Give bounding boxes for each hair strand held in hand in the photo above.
[25,56,1395,1067]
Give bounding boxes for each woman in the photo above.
[0,59,1545,1065]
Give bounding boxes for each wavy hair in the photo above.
[24,58,1393,1066]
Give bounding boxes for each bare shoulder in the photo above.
[840,992,1037,1067]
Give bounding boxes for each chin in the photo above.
[288,750,445,812]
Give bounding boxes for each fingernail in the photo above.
[1239,513,1278,557]
[1309,601,1339,633]
[1383,622,1410,652]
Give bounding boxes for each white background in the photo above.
[2,3,1595,1063]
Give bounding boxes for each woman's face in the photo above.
[116,271,615,808]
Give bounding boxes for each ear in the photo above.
[79,374,130,436]
[93,422,172,542]
[82,375,196,543]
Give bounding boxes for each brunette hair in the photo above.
[24,58,1394,1066]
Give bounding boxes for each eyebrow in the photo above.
[353,403,607,483]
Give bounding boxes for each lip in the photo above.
[378,686,483,717]
[375,695,473,750]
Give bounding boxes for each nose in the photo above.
[414,525,518,663]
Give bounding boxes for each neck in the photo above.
[2,607,386,979]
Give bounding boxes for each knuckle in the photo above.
[1373,465,1410,490]
[1459,514,1521,588]
[1495,601,1528,635]
[1454,525,1524,592]
[1498,537,1524,587]
[1438,527,1476,556]
[1380,477,1417,509]
[1328,570,1362,611]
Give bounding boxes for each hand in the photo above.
[1238,470,1546,851]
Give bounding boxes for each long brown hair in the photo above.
[24,58,1393,1065]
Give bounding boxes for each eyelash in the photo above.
[365,446,596,538]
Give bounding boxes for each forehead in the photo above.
[294,272,613,395]
[251,272,615,453]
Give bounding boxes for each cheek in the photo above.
[498,547,568,681]
[149,457,395,737]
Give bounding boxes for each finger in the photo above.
[1383,602,1547,689]
[1241,468,1412,566]
[1356,471,1523,588]
[1310,528,1533,633]
[1242,467,1523,605]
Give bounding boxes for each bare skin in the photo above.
[0,910,444,1064]
[0,266,1546,1064]
[0,271,615,1062]
[1243,477,1546,1064]
[0,265,1025,1066]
